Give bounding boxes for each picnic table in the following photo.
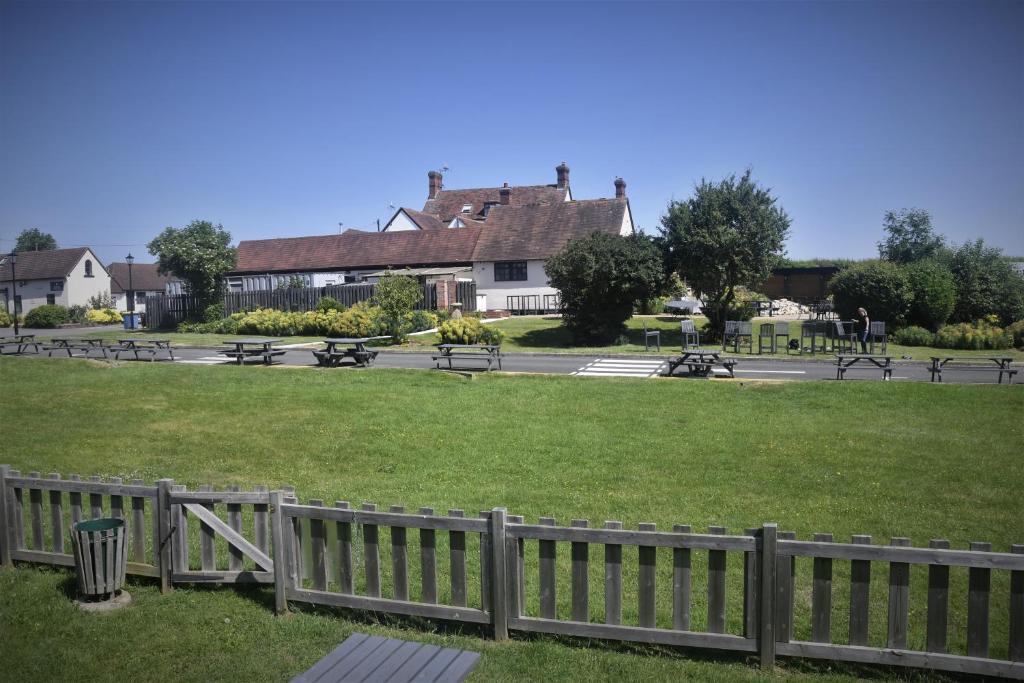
[665,348,737,378]
[929,356,1016,384]
[0,334,40,355]
[835,354,892,380]
[432,343,503,371]
[46,337,111,359]
[313,337,389,368]
[220,338,284,365]
[115,338,175,362]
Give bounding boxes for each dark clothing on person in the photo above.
[857,313,869,353]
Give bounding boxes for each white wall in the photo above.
[619,203,634,235]
[382,210,419,232]
[65,250,111,307]
[472,260,558,311]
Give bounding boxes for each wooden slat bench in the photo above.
[929,356,1017,384]
[292,633,480,683]
[835,354,893,381]
[432,344,502,371]
[43,344,111,359]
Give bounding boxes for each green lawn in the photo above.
[1,358,1022,681]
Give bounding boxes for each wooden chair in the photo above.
[680,319,699,350]
[774,321,792,354]
[642,322,661,352]
[758,323,775,354]
[833,320,857,354]
[870,321,887,354]
[723,321,753,353]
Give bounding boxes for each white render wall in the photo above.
[472,260,558,311]
[382,210,419,232]
[2,249,110,315]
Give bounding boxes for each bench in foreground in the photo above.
[929,356,1016,384]
[292,633,479,683]
[665,348,737,378]
[835,354,892,381]
[432,344,502,371]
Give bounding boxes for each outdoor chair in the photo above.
[774,321,792,354]
[799,320,827,354]
[758,323,775,354]
[723,321,753,353]
[869,321,887,354]
[680,319,699,349]
[833,320,857,354]
[643,322,661,352]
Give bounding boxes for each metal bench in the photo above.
[929,357,1016,384]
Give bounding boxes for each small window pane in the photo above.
[50,281,64,291]
[494,261,528,282]
[47,294,56,305]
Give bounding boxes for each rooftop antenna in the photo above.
[337,222,343,235]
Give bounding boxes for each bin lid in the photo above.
[74,518,125,533]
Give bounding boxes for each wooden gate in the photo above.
[167,486,275,584]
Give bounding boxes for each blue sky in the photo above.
[1,0,1021,266]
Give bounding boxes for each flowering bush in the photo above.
[437,317,503,345]
[934,317,1012,350]
[0,310,12,327]
[86,308,123,325]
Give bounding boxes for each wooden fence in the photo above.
[144,282,477,330]
[1,465,1021,679]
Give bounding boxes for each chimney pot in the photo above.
[499,183,512,205]
[614,177,626,199]
[428,170,443,199]
[556,162,570,189]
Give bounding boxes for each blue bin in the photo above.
[122,312,141,330]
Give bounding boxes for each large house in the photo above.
[108,262,183,313]
[0,247,111,316]
[229,163,634,311]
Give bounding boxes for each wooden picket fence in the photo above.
[1,465,1021,679]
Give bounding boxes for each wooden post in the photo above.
[776,531,796,642]
[673,524,692,631]
[887,537,911,649]
[1011,544,1023,662]
[0,465,11,567]
[708,526,727,634]
[571,519,590,623]
[759,523,777,670]
[811,532,833,643]
[269,491,288,615]
[604,520,622,626]
[744,527,761,640]
[638,522,657,629]
[849,535,872,646]
[968,541,992,658]
[490,507,508,641]
[155,479,173,594]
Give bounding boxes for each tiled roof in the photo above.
[403,209,446,231]
[108,262,180,293]
[0,247,93,282]
[234,227,483,273]
[471,199,628,261]
[423,184,567,222]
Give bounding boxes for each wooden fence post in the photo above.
[270,491,288,615]
[155,479,173,594]
[490,507,508,641]
[760,523,778,670]
[0,465,11,567]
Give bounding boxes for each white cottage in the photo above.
[0,247,111,316]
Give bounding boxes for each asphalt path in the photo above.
[14,342,1017,384]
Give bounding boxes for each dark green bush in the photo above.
[903,260,955,329]
[67,305,88,324]
[892,326,936,347]
[1005,320,1024,348]
[828,260,911,326]
[203,302,225,322]
[934,318,1012,350]
[316,296,344,313]
[24,304,69,328]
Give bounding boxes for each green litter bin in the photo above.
[71,518,128,600]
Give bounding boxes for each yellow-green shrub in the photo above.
[85,308,122,324]
[437,317,504,345]
[0,310,12,327]
[934,317,1012,350]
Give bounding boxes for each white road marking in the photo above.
[572,358,666,378]
[176,356,231,365]
[732,369,806,375]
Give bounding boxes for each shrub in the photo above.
[25,304,70,328]
[903,259,956,329]
[828,260,912,326]
[87,291,115,310]
[203,302,225,322]
[406,310,438,333]
[437,318,504,346]
[85,308,123,325]
[892,326,936,347]
[947,239,1024,324]
[178,317,239,334]
[1004,320,1024,349]
[934,318,1012,350]
[636,296,667,315]
[233,303,384,338]
[316,296,344,313]
[373,275,423,342]
[67,305,88,324]
[0,310,13,327]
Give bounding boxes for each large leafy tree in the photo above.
[828,260,913,326]
[659,170,790,338]
[15,228,58,252]
[147,220,236,307]
[373,273,423,342]
[546,233,664,344]
[947,239,1024,324]
[877,209,947,264]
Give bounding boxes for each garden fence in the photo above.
[144,282,477,330]
[1,465,1021,679]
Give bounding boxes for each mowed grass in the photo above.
[0,357,1022,682]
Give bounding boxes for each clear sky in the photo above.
[1,0,1021,266]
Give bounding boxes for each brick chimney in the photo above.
[556,161,570,189]
[614,177,626,199]
[499,182,511,205]
[428,170,443,199]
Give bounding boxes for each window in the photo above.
[494,261,528,282]
[14,295,22,314]
[461,203,473,213]
[84,260,93,277]
[47,294,56,305]
[136,292,147,304]
[50,280,64,292]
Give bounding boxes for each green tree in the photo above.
[828,260,912,325]
[903,259,956,329]
[948,239,1024,324]
[546,233,665,344]
[147,220,236,308]
[878,209,946,264]
[14,228,58,252]
[372,273,423,342]
[658,170,790,339]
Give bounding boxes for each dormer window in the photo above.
[461,203,472,213]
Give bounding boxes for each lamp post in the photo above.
[6,252,19,336]
[126,253,135,314]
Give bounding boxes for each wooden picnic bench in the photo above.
[115,338,175,362]
[432,344,503,371]
[219,338,282,365]
[0,334,40,355]
[835,354,893,380]
[45,337,112,359]
[665,348,737,378]
[292,632,479,683]
[929,356,1017,384]
[312,337,389,368]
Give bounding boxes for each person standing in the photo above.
[856,307,870,353]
